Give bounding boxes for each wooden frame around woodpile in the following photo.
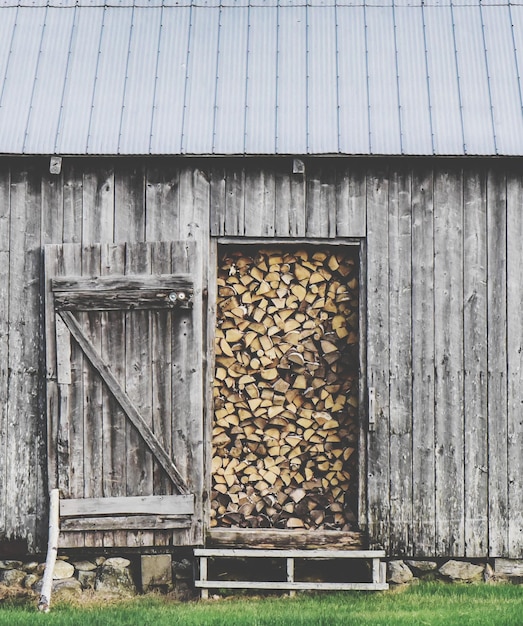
[207,237,367,548]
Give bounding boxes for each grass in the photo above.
[0,582,522,625]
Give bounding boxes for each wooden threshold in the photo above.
[207,529,365,550]
[196,548,383,558]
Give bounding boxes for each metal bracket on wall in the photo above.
[50,156,62,175]
[292,158,305,175]
[368,387,376,432]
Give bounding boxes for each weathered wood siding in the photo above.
[365,162,523,558]
[0,158,211,551]
[0,157,521,557]
[210,160,367,239]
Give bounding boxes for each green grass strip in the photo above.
[1,582,523,625]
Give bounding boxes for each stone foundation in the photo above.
[2,552,523,601]
[387,558,523,585]
[0,552,196,602]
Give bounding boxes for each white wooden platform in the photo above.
[194,548,388,597]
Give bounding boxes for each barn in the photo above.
[0,0,522,588]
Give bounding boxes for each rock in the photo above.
[173,558,194,580]
[33,579,43,594]
[141,555,172,592]
[387,560,414,584]
[405,560,438,574]
[104,557,130,568]
[483,563,497,583]
[171,581,194,601]
[0,560,23,570]
[53,560,75,580]
[22,561,39,573]
[95,560,136,596]
[24,573,41,589]
[52,578,82,602]
[439,560,484,582]
[73,560,97,572]
[77,570,96,590]
[0,569,26,586]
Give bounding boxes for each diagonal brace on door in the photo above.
[58,310,190,495]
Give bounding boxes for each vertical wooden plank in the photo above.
[6,165,43,549]
[62,160,83,244]
[41,170,64,245]
[358,240,368,531]
[82,165,115,244]
[81,244,103,547]
[507,172,523,557]
[61,244,85,548]
[100,243,127,548]
[274,167,292,237]
[305,165,328,238]
[180,165,209,542]
[204,239,218,541]
[411,167,436,556]
[0,166,10,537]
[336,165,367,238]
[487,168,508,557]
[388,168,413,555]
[44,246,61,495]
[433,167,464,556]
[183,166,211,248]
[289,169,306,237]
[262,168,276,238]
[323,164,337,239]
[125,242,154,547]
[55,315,72,499]
[150,242,173,496]
[366,168,390,551]
[210,166,226,237]
[171,240,192,544]
[171,240,203,545]
[115,161,145,243]
[244,166,261,236]
[463,168,488,557]
[150,242,173,547]
[244,168,276,237]
[56,244,85,548]
[179,167,197,241]
[42,167,65,501]
[224,167,245,236]
[145,163,180,242]
[40,170,65,547]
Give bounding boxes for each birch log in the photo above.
[38,489,60,612]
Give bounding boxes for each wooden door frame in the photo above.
[206,237,367,546]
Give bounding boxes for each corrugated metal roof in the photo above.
[1,0,523,156]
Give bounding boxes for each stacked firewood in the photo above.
[212,247,359,530]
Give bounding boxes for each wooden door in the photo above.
[44,242,203,547]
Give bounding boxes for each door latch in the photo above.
[168,290,193,308]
